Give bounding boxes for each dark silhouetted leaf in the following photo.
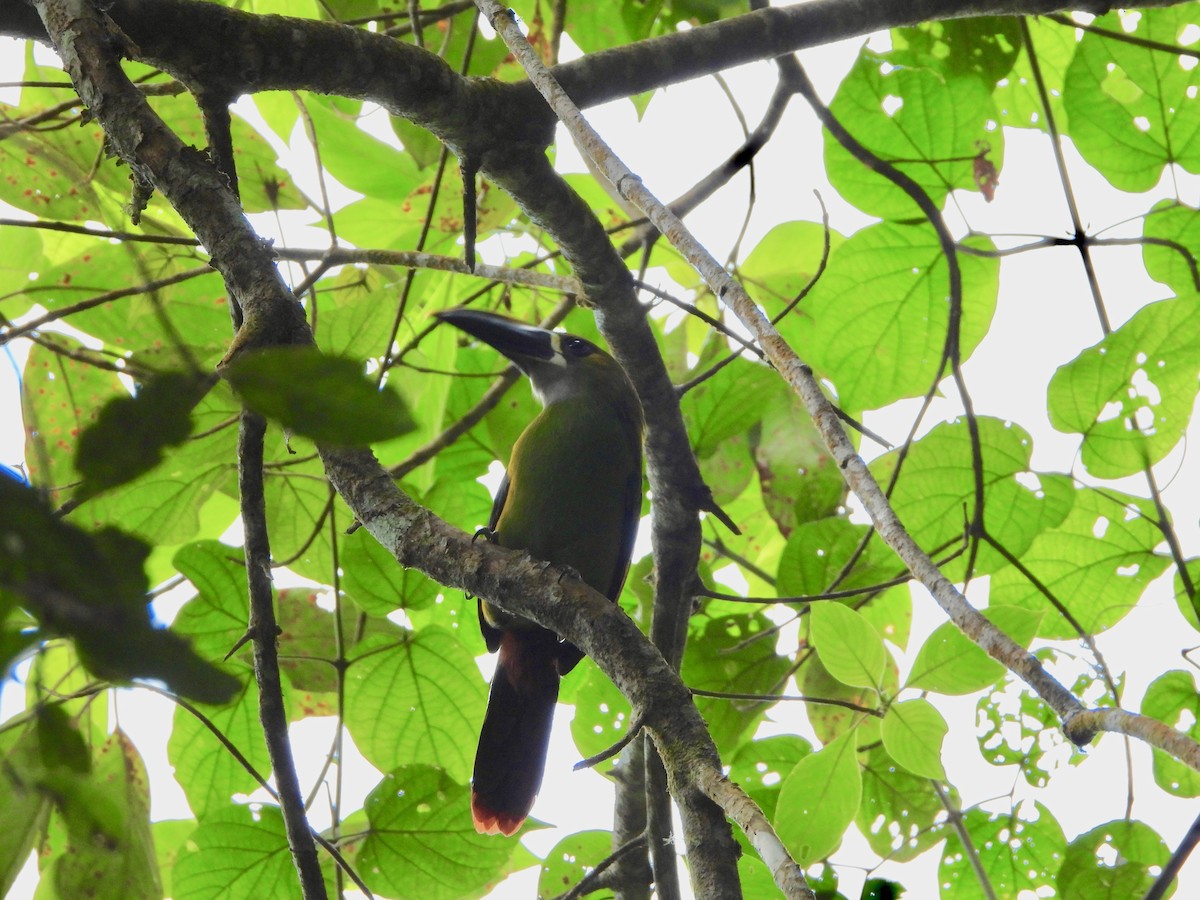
[74,371,214,500]
[224,348,415,446]
[0,479,238,704]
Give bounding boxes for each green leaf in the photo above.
[799,654,884,746]
[0,225,45,304]
[167,680,265,816]
[1048,294,1200,478]
[262,450,337,583]
[340,530,438,617]
[0,722,52,897]
[1058,819,1169,900]
[359,766,516,900]
[907,605,1043,695]
[274,588,340,697]
[859,586,913,652]
[740,220,844,311]
[1063,7,1200,192]
[562,0,657,56]
[993,17,1074,130]
[878,417,1075,578]
[681,614,790,752]
[171,541,250,663]
[777,518,898,600]
[538,830,613,899]
[79,382,239,548]
[775,730,862,866]
[74,372,213,500]
[153,819,198,900]
[26,642,109,749]
[36,705,91,775]
[857,743,948,862]
[881,698,947,779]
[976,663,1077,788]
[48,731,160,900]
[1142,670,1200,797]
[750,387,845,537]
[224,347,416,446]
[303,94,422,202]
[344,629,487,783]
[1144,201,1200,297]
[990,487,1169,638]
[22,334,125,502]
[791,224,999,411]
[738,855,786,900]
[0,481,238,703]
[939,802,1065,900]
[727,735,812,821]
[0,107,110,221]
[173,806,305,900]
[312,266,406,362]
[26,243,228,371]
[568,660,632,774]
[825,50,1003,219]
[893,17,1022,82]
[809,602,887,690]
[681,357,781,458]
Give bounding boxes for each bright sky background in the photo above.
[3,11,1200,899]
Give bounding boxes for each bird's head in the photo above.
[435,308,642,418]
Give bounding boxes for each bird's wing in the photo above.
[476,469,512,653]
[607,467,643,602]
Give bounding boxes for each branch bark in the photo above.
[238,411,327,900]
[4,0,1192,165]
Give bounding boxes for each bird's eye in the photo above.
[562,337,595,357]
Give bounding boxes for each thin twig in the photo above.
[551,834,649,900]
[932,782,997,900]
[239,411,327,899]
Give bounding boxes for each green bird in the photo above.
[435,308,645,836]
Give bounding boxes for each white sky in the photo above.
[3,14,1200,900]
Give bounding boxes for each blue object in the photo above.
[0,463,27,485]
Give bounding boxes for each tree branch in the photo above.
[238,410,326,899]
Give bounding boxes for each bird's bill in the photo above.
[434,308,555,372]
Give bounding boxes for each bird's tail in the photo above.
[471,631,560,836]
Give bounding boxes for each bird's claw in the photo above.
[556,564,583,584]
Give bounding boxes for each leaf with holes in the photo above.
[825,49,1003,219]
[990,487,1169,638]
[1048,294,1200,478]
[1063,7,1200,192]
[1142,670,1200,797]
[1058,819,1170,899]
[939,802,1065,900]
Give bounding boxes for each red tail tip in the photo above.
[471,793,524,836]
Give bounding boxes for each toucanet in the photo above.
[435,308,645,836]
